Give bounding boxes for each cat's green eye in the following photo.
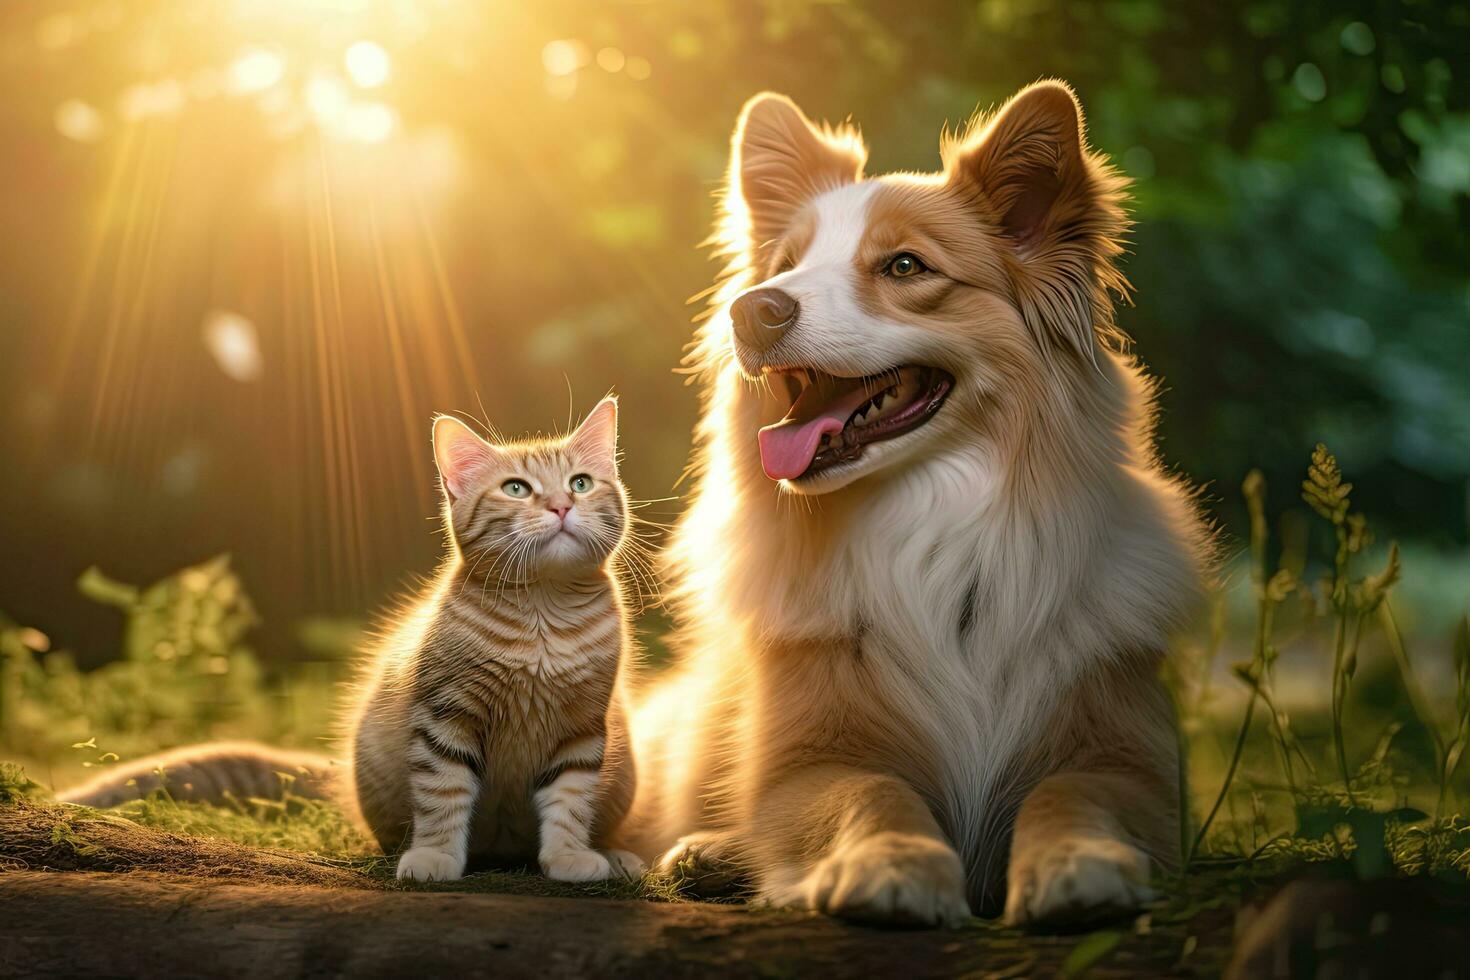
[502,479,531,498]
[569,474,593,494]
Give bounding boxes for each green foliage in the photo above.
[0,555,346,787]
[0,762,42,804]
[1183,445,1470,879]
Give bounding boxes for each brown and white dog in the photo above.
[622,80,1210,927]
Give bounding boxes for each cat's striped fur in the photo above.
[347,397,643,882]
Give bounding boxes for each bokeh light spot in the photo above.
[541,39,585,77]
[342,102,397,143]
[1292,62,1326,102]
[17,627,50,653]
[117,79,185,121]
[625,56,652,81]
[306,73,350,123]
[1340,21,1375,56]
[54,99,104,143]
[36,14,79,51]
[596,47,626,73]
[203,310,264,383]
[345,40,391,88]
[230,46,285,94]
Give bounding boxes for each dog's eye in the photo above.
[885,253,927,278]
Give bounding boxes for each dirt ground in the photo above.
[0,798,1252,978]
[6,797,1470,978]
[1,869,1248,979]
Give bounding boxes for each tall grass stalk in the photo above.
[1186,471,1282,867]
[1441,617,1470,818]
[1378,601,1443,769]
[1303,445,1361,804]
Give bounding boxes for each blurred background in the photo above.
[0,1,1467,799]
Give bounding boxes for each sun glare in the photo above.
[33,0,660,594]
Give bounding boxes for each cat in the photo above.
[344,396,644,882]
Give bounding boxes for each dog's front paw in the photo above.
[1004,835,1154,927]
[781,832,970,928]
[541,847,614,882]
[656,831,745,897]
[395,846,465,882]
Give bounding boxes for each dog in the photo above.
[620,79,1210,927]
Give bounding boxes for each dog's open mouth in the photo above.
[758,366,954,481]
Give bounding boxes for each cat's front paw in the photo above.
[541,847,614,882]
[604,848,647,879]
[1004,834,1154,926]
[396,846,465,882]
[775,831,970,928]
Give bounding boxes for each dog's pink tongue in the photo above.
[757,380,875,481]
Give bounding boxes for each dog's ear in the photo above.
[944,80,1130,357]
[728,93,867,254]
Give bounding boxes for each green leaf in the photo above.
[1062,930,1123,978]
[76,566,139,610]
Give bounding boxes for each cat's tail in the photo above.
[56,742,338,809]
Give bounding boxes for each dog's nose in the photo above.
[731,288,798,352]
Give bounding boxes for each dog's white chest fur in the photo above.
[827,443,1194,888]
[834,456,1073,862]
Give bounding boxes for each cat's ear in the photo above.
[569,396,618,473]
[432,415,498,499]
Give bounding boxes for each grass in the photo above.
[1,752,686,901]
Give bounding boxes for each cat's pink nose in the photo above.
[549,505,571,521]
